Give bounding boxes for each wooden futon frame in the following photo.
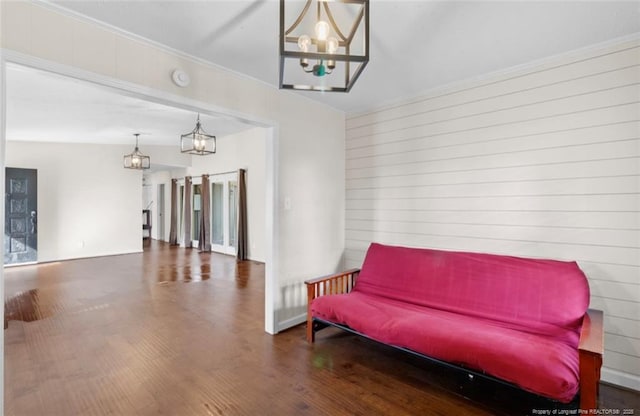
[305,269,604,411]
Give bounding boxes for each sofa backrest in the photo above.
[354,243,590,335]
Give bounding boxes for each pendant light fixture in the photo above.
[181,114,216,155]
[123,133,150,170]
[279,0,369,92]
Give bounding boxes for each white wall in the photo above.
[5,141,142,262]
[187,127,267,262]
[0,1,345,333]
[344,38,640,390]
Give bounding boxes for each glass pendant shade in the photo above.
[123,134,150,170]
[181,115,216,155]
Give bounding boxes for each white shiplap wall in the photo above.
[345,37,640,390]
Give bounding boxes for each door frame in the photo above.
[0,52,280,339]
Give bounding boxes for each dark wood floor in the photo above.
[4,241,639,415]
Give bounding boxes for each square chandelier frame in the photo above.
[123,149,151,170]
[279,0,370,93]
[180,130,216,156]
[180,115,216,156]
[123,134,151,170]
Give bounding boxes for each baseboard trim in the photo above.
[32,251,143,265]
[277,313,306,333]
[3,261,37,268]
[601,367,640,392]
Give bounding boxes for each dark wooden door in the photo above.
[4,168,38,265]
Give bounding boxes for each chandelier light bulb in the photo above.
[314,20,330,41]
[132,155,141,167]
[297,34,311,51]
[327,37,339,54]
[194,135,206,151]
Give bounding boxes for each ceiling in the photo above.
[49,0,640,113]
[6,1,640,147]
[6,64,253,146]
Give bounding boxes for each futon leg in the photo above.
[306,319,330,343]
[306,316,315,343]
[579,351,602,410]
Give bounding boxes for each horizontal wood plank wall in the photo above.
[344,38,640,388]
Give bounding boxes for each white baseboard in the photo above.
[35,250,143,264]
[277,313,306,333]
[601,367,640,392]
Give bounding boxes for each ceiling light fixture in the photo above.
[181,114,216,155]
[123,133,150,170]
[279,0,369,93]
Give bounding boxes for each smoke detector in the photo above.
[171,69,190,87]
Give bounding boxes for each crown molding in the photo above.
[348,32,640,118]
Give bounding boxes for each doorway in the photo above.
[157,183,165,241]
[1,56,279,335]
[4,167,37,265]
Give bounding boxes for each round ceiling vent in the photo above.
[171,69,190,87]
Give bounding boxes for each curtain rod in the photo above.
[171,169,244,181]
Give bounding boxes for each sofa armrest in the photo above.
[578,309,604,411]
[304,268,360,343]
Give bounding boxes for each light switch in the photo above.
[284,197,292,210]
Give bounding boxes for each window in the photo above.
[210,173,238,255]
[192,184,201,243]
[212,182,224,245]
[228,181,237,248]
[178,183,185,244]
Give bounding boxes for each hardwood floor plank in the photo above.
[4,240,638,415]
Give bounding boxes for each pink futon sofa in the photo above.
[305,243,604,410]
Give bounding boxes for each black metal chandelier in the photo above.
[279,0,369,92]
[123,133,150,170]
[180,114,216,155]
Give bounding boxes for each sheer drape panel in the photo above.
[169,179,178,245]
[184,176,192,248]
[237,169,248,260]
[199,174,212,252]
